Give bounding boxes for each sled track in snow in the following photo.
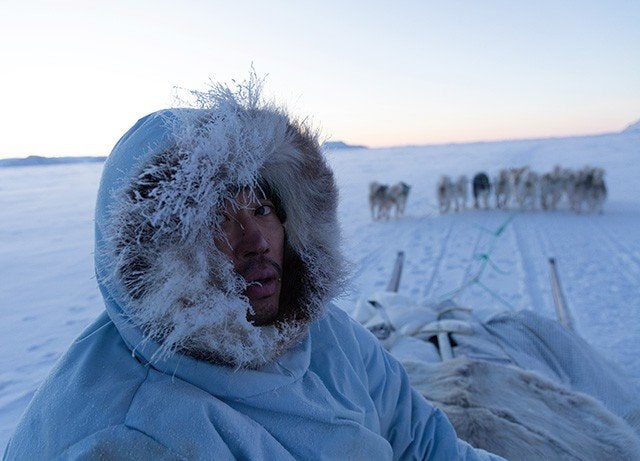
[565,217,640,289]
[460,223,486,287]
[511,217,548,313]
[592,223,640,279]
[442,221,488,302]
[423,219,455,300]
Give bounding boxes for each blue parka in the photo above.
[5,305,501,460]
[4,79,501,460]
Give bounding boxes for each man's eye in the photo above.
[255,204,274,216]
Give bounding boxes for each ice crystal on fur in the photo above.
[99,73,347,368]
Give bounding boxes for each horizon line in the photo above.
[1,126,637,160]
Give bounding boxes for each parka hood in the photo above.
[94,76,346,369]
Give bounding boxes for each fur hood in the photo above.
[94,76,346,369]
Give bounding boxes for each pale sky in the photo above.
[1,0,639,158]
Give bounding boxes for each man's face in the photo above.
[214,189,285,325]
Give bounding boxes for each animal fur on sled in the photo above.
[403,357,640,460]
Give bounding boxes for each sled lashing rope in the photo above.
[436,212,519,310]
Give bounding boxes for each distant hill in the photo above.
[322,141,366,150]
[0,155,106,168]
[622,119,640,134]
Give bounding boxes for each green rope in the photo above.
[435,212,519,310]
[474,253,510,275]
[475,280,516,310]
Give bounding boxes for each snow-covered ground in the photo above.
[1,130,639,450]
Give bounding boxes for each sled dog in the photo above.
[472,173,491,209]
[387,181,411,218]
[369,181,411,219]
[453,175,468,211]
[571,166,607,213]
[515,168,538,210]
[494,169,511,209]
[369,181,390,220]
[437,176,455,213]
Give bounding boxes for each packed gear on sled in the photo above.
[352,252,640,460]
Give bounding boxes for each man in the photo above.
[4,76,502,460]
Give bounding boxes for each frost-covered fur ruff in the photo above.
[98,76,346,369]
[403,358,640,460]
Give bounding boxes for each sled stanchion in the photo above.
[386,251,405,293]
[548,257,574,331]
[437,333,453,361]
[364,252,405,343]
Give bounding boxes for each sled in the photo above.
[351,252,640,460]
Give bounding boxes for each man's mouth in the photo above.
[241,262,281,300]
[245,276,279,299]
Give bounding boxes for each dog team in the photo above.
[368,165,607,221]
[437,165,607,214]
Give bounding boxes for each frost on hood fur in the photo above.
[95,75,346,369]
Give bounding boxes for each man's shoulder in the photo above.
[312,303,384,358]
[321,302,352,323]
[316,303,371,338]
[5,314,155,458]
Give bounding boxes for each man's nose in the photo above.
[237,217,269,257]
